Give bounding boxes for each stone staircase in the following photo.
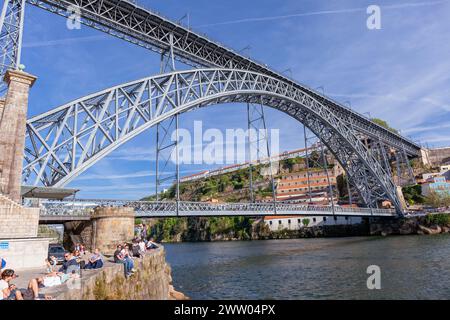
[0,193,23,208]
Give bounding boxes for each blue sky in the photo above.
[20,0,450,199]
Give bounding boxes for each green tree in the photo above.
[371,118,399,134]
[402,185,425,205]
[302,218,310,227]
[425,191,450,208]
[336,174,348,199]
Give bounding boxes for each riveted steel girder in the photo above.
[17,0,421,155]
[23,68,403,213]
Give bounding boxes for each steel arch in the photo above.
[23,68,402,212]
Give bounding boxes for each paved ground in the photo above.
[10,252,93,291]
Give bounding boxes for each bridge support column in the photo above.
[0,70,36,201]
[0,98,5,125]
[0,70,47,270]
[396,186,408,214]
[90,207,135,255]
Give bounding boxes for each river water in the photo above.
[164,235,450,299]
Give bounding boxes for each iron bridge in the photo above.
[38,199,396,221]
[0,0,423,217]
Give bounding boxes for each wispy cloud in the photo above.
[23,35,109,48]
[76,169,200,181]
[403,123,450,134]
[195,0,450,28]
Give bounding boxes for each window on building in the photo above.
[323,217,327,222]
[345,216,349,220]
[269,221,273,225]
[288,220,291,224]
[334,216,337,221]
[298,219,301,224]
[279,220,282,225]
[313,218,316,222]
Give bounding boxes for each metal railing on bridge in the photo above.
[35,199,397,219]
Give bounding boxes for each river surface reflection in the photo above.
[164,235,450,299]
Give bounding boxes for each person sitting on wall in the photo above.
[33,270,80,290]
[138,238,146,257]
[135,224,143,238]
[85,248,104,269]
[121,244,136,277]
[46,256,57,274]
[114,245,131,277]
[73,250,86,269]
[0,269,23,300]
[0,269,52,300]
[80,244,86,255]
[59,252,80,274]
[131,239,142,258]
[146,238,159,250]
[141,224,148,240]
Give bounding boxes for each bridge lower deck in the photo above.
[37,200,397,222]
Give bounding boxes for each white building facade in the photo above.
[264,215,363,231]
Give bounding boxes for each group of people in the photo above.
[114,237,159,277]
[1,228,160,300]
[58,247,105,272]
[0,245,105,300]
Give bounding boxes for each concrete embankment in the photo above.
[41,247,187,300]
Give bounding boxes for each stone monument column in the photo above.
[0,70,36,202]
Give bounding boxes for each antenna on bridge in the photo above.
[238,45,251,55]
[178,13,190,29]
[282,68,292,78]
[344,101,352,109]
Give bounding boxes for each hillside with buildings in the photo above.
[143,146,368,242]
[143,142,450,242]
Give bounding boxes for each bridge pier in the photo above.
[91,207,135,254]
[0,70,49,269]
[64,207,135,255]
[0,70,36,201]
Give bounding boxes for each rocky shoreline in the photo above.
[369,214,450,236]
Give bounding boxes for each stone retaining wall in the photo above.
[41,247,185,300]
[0,194,39,238]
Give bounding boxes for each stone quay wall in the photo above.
[41,247,186,300]
[0,194,49,269]
[0,194,39,238]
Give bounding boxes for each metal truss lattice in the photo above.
[8,0,421,155]
[23,68,404,213]
[0,0,24,95]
